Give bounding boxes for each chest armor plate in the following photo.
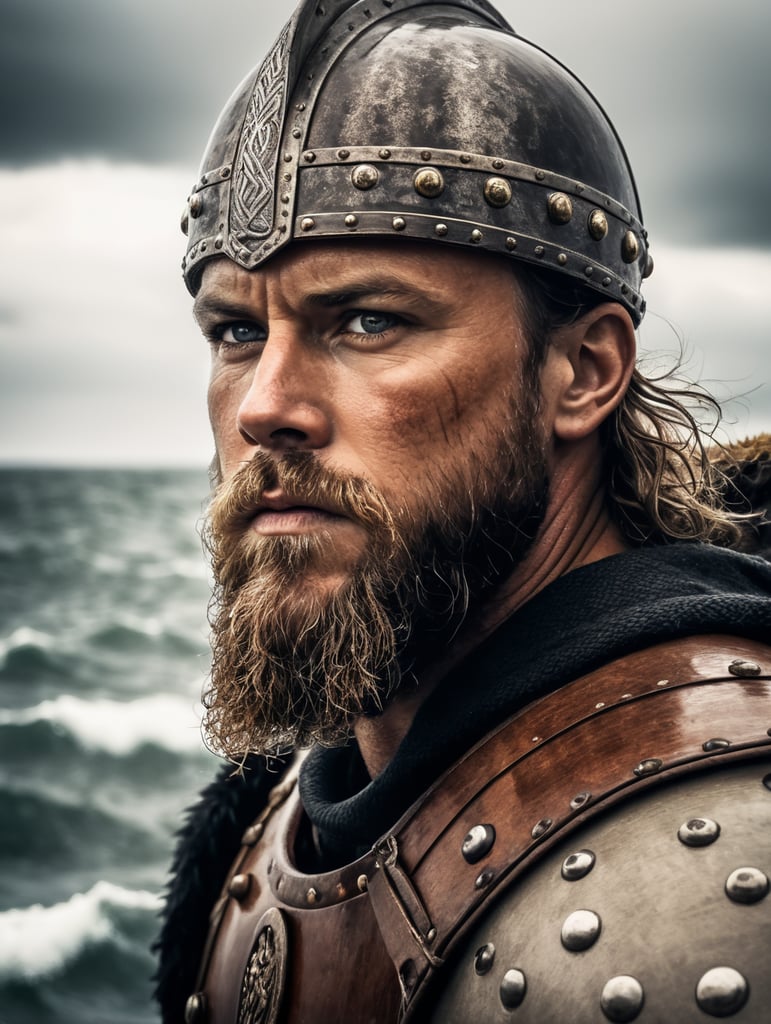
[185,636,771,1023]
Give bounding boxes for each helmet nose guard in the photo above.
[182,0,652,324]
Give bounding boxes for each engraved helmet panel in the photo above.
[183,0,652,323]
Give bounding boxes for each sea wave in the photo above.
[0,881,161,981]
[0,693,204,755]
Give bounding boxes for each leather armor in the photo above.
[184,635,771,1023]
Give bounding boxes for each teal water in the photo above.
[0,469,219,1024]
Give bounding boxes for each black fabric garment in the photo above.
[154,542,771,1020]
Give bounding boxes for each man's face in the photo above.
[197,241,549,756]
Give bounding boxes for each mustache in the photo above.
[207,449,398,541]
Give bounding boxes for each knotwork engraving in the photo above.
[231,24,291,250]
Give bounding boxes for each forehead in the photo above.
[195,239,522,308]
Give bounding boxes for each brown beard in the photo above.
[203,398,548,760]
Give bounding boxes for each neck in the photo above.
[354,439,627,778]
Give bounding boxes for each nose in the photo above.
[236,333,332,452]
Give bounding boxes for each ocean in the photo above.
[0,468,220,1024]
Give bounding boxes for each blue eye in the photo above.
[344,312,401,335]
[220,322,265,343]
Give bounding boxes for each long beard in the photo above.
[203,398,548,760]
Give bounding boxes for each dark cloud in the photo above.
[1,0,769,246]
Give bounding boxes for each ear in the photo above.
[546,303,636,442]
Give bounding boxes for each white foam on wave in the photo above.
[0,625,56,665]
[0,692,205,755]
[0,880,162,980]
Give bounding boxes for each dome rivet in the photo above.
[392,216,406,231]
[678,817,720,847]
[228,873,251,900]
[622,230,639,263]
[379,148,392,159]
[561,909,601,951]
[505,236,517,250]
[303,151,316,163]
[484,176,512,208]
[643,253,654,278]
[435,222,448,237]
[351,164,379,190]
[695,967,748,1016]
[344,214,358,228]
[601,975,644,1022]
[461,824,496,864]
[633,757,663,777]
[725,866,769,904]
[357,874,368,892]
[561,849,596,881]
[531,817,552,838]
[588,209,608,240]
[474,942,495,976]
[337,148,350,160]
[414,167,444,198]
[470,228,483,243]
[548,192,573,224]
[500,969,527,1010]
[557,252,567,265]
[292,128,301,139]
[301,217,316,232]
[184,993,207,1024]
[728,658,761,677]
[703,737,731,752]
[306,887,320,905]
[420,149,432,161]
[189,193,203,218]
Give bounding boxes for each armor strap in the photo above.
[363,634,771,1016]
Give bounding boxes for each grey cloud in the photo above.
[1,0,769,247]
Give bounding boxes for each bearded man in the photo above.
[155,2,771,1021]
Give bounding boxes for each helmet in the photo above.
[182,0,653,324]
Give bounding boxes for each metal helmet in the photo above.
[182,0,653,324]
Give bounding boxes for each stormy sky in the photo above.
[1,0,769,465]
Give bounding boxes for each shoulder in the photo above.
[427,754,771,1022]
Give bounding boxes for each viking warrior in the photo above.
[156,1,771,1020]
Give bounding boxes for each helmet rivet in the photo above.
[351,164,379,190]
[414,167,444,198]
[535,169,545,181]
[292,128,302,139]
[301,217,316,232]
[344,214,358,228]
[303,151,316,163]
[392,216,406,231]
[643,253,654,278]
[499,969,527,1010]
[379,148,392,159]
[200,174,208,185]
[189,193,203,218]
[337,149,350,160]
[547,192,573,224]
[561,910,601,951]
[557,253,567,265]
[435,223,448,237]
[484,176,512,208]
[283,153,293,163]
[492,158,504,170]
[474,943,496,976]
[221,166,231,179]
[460,153,471,164]
[677,817,720,847]
[184,992,207,1024]
[588,210,608,240]
[534,245,545,258]
[470,229,483,243]
[584,265,594,277]
[505,236,517,250]
[420,150,432,161]
[601,976,645,1022]
[180,210,189,236]
[622,230,639,263]
[200,241,207,252]
[602,276,612,286]
[561,849,596,881]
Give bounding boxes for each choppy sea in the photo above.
[0,468,219,1024]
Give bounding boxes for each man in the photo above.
[156,1,771,1021]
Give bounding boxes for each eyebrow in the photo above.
[194,280,451,328]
